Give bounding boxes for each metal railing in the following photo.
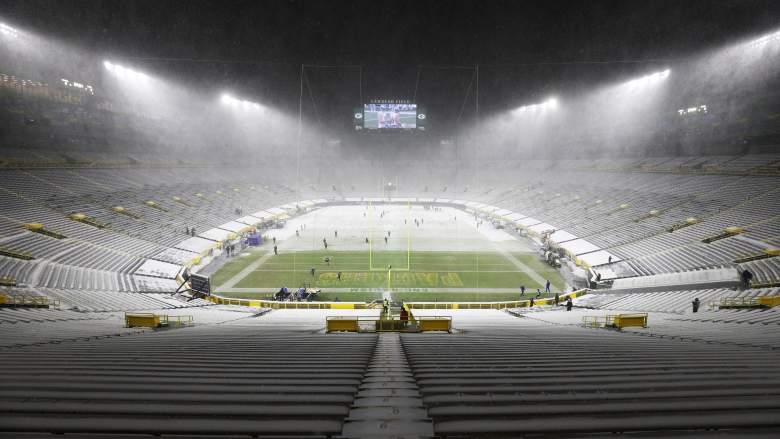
[326,315,452,333]
[406,289,587,310]
[582,313,648,329]
[713,296,780,309]
[0,294,60,309]
[125,312,194,328]
[206,289,588,310]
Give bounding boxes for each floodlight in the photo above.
[748,30,780,48]
[0,23,19,38]
[220,93,262,110]
[103,61,149,82]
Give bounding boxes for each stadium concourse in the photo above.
[0,155,779,436]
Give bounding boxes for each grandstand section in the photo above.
[2,2,780,437]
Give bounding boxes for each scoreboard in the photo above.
[354,99,427,131]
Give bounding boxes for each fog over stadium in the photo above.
[1,1,780,437]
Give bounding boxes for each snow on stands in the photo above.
[218,221,251,233]
[399,308,780,436]
[0,304,779,436]
[199,227,233,242]
[151,247,200,265]
[173,236,216,254]
[133,259,182,279]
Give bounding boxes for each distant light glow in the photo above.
[748,30,780,48]
[677,104,708,116]
[1,73,46,88]
[0,23,19,39]
[623,69,671,88]
[60,78,94,95]
[103,60,151,82]
[220,93,262,111]
[513,96,559,115]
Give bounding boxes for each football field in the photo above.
[213,250,564,290]
[211,205,567,301]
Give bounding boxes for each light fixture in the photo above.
[103,61,150,82]
[220,93,262,110]
[0,23,19,38]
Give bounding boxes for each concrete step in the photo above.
[340,332,434,438]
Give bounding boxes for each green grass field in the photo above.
[391,292,556,302]
[213,291,382,302]
[213,250,565,292]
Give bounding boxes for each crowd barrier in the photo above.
[325,315,452,333]
[714,295,780,309]
[583,313,648,329]
[405,289,587,310]
[206,289,587,310]
[0,294,60,308]
[124,313,193,328]
[205,295,369,309]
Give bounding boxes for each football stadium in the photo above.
[1,1,780,437]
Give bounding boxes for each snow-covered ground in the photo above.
[267,205,533,253]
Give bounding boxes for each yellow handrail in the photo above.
[326,315,451,333]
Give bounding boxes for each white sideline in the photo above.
[218,251,274,289]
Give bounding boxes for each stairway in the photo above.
[340,332,433,438]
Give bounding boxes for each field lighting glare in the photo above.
[624,69,671,87]
[103,61,150,81]
[748,30,780,48]
[221,93,261,110]
[0,23,19,38]
[514,96,558,115]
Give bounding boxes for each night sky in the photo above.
[2,0,779,129]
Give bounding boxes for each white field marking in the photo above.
[466,215,550,287]
[218,287,533,293]
[218,251,274,289]
[219,204,540,288]
[248,269,525,273]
